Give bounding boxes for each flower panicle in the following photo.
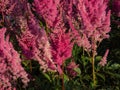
[99,49,109,66]
[0,28,29,89]
[33,0,59,28]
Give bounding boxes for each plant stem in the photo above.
[92,53,96,86]
[62,64,65,90]
[91,36,96,87]
[62,73,65,90]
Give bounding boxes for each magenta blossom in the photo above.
[33,0,59,28]
[18,29,56,72]
[99,49,109,66]
[15,2,56,72]
[50,28,73,74]
[33,0,73,74]
[0,28,29,89]
[67,0,111,52]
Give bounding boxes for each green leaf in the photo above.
[95,56,102,61]
[43,73,51,82]
[109,63,120,70]
[74,68,81,75]
[22,60,29,67]
[81,55,90,66]
[106,72,120,79]
[64,74,69,83]
[83,75,91,81]
[96,73,105,81]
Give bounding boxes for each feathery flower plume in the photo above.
[18,3,56,71]
[33,0,60,29]
[0,28,29,90]
[50,28,73,74]
[68,0,111,52]
[49,2,73,74]
[0,0,29,32]
[0,0,56,71]
[66,0,111,85]
[33,0,73,74]
[0,0,16,15]
[99,49,109,66]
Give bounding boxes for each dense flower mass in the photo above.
[0,0,15,14]
[18,29,56,71]
[0,0,113,89]
[33,0,73,74]
[16,1,56,71]
[0,28,29,90]
[50,28,73,74]
[1,0,56,72]
[33,0,59,28]
[68,0,111,52]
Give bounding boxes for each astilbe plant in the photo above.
[18,29,56,71]
[33,0,60,29]
[0,0,16,28]
[67,0,111,86]
[68,0,111,51]
[0,0,16,15]
[0,0,56,89]
[1,0,56,72]
[0,28,29,90]
[0,0,114,89]
[0,0,29,34]
[33,0,73,74]
[33,1,74,89]
[17,2,56,72]
[50,27,73,74]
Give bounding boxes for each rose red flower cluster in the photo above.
[0,0,111,89]
[0,28,29,90]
